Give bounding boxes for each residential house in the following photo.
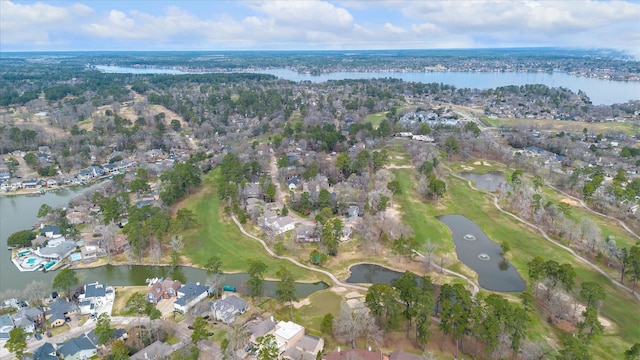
[22,179,40,189]
[296,224,318,243]
[174,282,209,313]
[40,225,62,239]
[287,176,301,191]
[345,205,360,218]
[31,342,58,360]
[80,244,98,263]
[35,238,76,261]
[86,327,127,346]
[0,170,11,181]
[11,307,44,333]
[266,215,296,235]
[389,350,430,360]
[323,349,384,360]
[147,278,181,304]
[88,165,104,178]
[211,296,249,324]
[273,320,305,353]
[78,282,113,315]
[283,334,325,360]
[0,314,14,342]
[130,340,173,360]
[77,169,92,182]
[57,334,97,360]
[46,179,58,187]
[45,298,77,327]
[243,182,262,199]
[66,209,86,225]
[248,317,276,344]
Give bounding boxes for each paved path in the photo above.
[447,168,640,302]
[231,215,368,291]
[412,250,480,297]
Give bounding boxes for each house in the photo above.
[345,205,360,218]
[283,334,324,360]
[46,179,58,187]
[78,282,113,315]
[174,282,209,313]
[66,210,86,225]
[130,340,173,360]
[88,165,104,178]
[296,224,318,243]
[77,169,92,182]
[57,334,97,360]
[0,314,14,342]
[273,320,305,353]
[323,349,384,360]
[287,177,301,191]
[248,317,276,344]
[389,350,430,360]
[40,225,62,239]
[11,307,44,333]
[267,215,296,235]
[147,278,181,304]
[45,298,77,327]
[87,327,127,346]
[211,296,249,324]
[35,238,76,261]
[243,182,262,199]
[22,179,40,189]
[0,170,11,181]
[32,342,58,360]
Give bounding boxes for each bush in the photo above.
[7,230,35,247]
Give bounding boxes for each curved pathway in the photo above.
[547,184,640,242]
[412,249,480,297]
[447,168,639,301]
[231,215,368,291]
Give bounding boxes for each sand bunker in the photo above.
[560,198,580,207]
[345,291,363,299]
[292,298,311,309]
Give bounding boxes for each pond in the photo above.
[437,214,525,292]
[345,263,404,285]
[458,171,512,192]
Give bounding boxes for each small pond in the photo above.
[346,263,404,284]
[458,171,512,192]
[437,214,525,292]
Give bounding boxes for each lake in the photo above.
[96,65,640,105]
[437,214,525,292]
[458,171,512,192]
[345,263,404,285]
[0,190,327,297]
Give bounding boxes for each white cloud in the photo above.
[384,22,406,34]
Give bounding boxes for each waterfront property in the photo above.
[173,282,209,313]
[210,295,249,324]
[12,236,77,272]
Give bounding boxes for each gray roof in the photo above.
[57,334,95,357]
[130,340,173,360]
[175,283,208,307]
[84,283,106,299]
[389,350,429,360]
[14,307,43,321]
[250,317,276,339]
[46,299,76,322]
[211,296,249,323]
[32,342,57,360]
[37,241,76,258]
[0,314,14,328]
[40,225,61,235]
[296,334,321,352]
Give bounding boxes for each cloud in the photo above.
[0,1,93,45]
[0,0,638,54]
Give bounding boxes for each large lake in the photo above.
[0,190,327,297]
[95,65,640,105]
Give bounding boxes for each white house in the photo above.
[57,334,97,360]
[267,216,296,235]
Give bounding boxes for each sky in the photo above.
[1,0,639,56]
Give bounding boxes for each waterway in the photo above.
[345,263,404,285]
[0,189,327,297]
[96,65,640,105]
[437,214,525,292]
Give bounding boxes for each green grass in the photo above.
[480,117,635,135]
[392,160,639,358]
[364,111,389,129]
[272,289,343,336]
[179,168,322,281]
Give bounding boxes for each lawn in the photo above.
[364,111,389,129]
[112,286,147,316]
[480,117,635,135]
[178,168,322,281]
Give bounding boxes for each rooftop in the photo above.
[274,320,304,341]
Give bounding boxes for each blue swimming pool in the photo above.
[25,257,37,265]
[17,249,32,257]
[70,253,82,261]
[44,261,56,270]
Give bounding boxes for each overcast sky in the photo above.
[1,0,639,56]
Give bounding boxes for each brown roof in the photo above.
[323,349,383,360]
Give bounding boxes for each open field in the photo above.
[364,111,388,129]
[112,286,147,316]
[481,116,636,134]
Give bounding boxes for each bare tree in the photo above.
[422,239,440,270]
[334,303,374,349]
[24,281,49,306]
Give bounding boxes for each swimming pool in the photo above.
[43,261,56,270]
[70,253,82,262]
[21,256,42,268]
[17,249,32,257]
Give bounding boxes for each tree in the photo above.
[52,268,79,299]
[578,306,604,344]
[365,283,400,330]
[387,180,402,195]
[625,343,640,360]
[415,275,435,350]
[95,313,115,346]
[393,271,420,334]
[205,256,222,275]
[24,281,49,305]
[107,339,129,360]
[444,136,460,158]
[276,266,297,320]
[37,204,52,218]
[334,304,375,349]
[4,327,27,359]
[579,281,606,308]
[321,313,334,335]
[321,218,343,256]
[427,178,446,201]
[191,316,208,344]
[559,333,592,360]
[247,259,267,298]
[500,241,511,255]
[175,208,198,230]
[527,256,545,296]
[511,169,524,186]
[6,230,35,247]
[255,334,279,360]
[169,235,184,269]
